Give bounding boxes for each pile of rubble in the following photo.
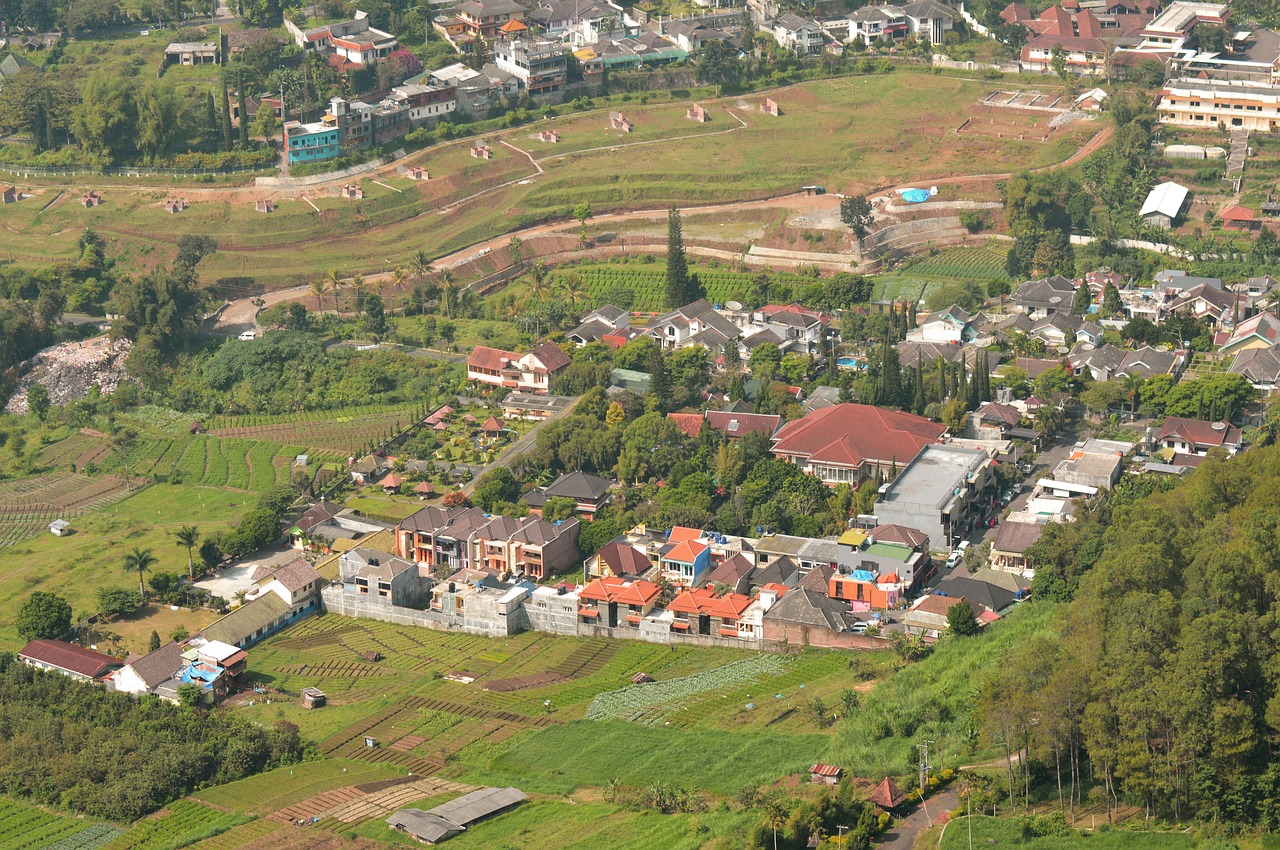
[1049,110,1090,128]
[4,336,133,415]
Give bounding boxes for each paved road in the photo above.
[460,396,580,496]
[879,790,959,850]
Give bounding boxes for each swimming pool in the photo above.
[837,356,863,370]
[900,188,931,203]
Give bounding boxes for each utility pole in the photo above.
[918,740,935,826]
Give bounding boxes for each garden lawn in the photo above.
[0,74,1096,288]
[452,720,829,795]
[940,817,1195,850]
[0,484,251,652]
[190,760,406,816]
[349,799,756,850]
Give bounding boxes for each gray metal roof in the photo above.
[426,787,527,826]
[386,809,462,843]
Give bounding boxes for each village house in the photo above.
[1140,181,1190,228]
[845,0,956,45]
[576,575,662,627]
[909,304,975,345]
[287,11,397,67]
[901,594,982,639]
[198,561,324,647]
[761,587,858,647]
[1012,275,1078,317]
[989,518,1046,575]
[397,505,493,571]
[493,38,569,94]
[523,470,616,520]
[283,119,341,165]
[647,299,742,351]
[568,304,632,346]
[659,527,713,585]
[455,0,529,38]
[1229,344,1280,390]
[110,641,186,699]
[835,523,930,588]
[1157,416,1243,455]
[339,547,428,606]
[466,342,572,394]
[586,539,653,579]
[19,639,121,683]
[471,515,581,581]
[1224,310,1280,354]
[770,402,947,485]
[772,13,825,54]
[163,41,219,67]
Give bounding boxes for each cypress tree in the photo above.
[219,81,233,150]
[938,357,948,401]
[665,206,689,308]
[914,354,926,414]
[238,88,250,147]
[205,90,217,140]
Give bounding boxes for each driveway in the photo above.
[461,397,580,495]
[878,790,958,850]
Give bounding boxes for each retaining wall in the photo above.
[256,149,406,189]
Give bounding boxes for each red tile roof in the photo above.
[481,416,503,432]
[667,526,704,544]
[870,524,929,550]
[20,639,120,679]
[595,541,651,577]
[770,403,945,469]
[707,592,754,619]
[664,539,709,564]
[468,345,519,371]
[577,575,660,606]
[869,777,909,809]
[1220,204,1255,222]
[1158,416,1241,448]
[530,342,572,372]
[809,763,843,778]
[704,411,782,438]
[667,413,703,439]
[667,585,720,615]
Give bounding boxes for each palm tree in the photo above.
[174,525,200,581]
[561,273,587,309]
[762,799,789,850]
[1121,372,1144,419]
[389,266,408,316]
[123,547,158,600]
[323,267,342,313]
[526,267,552,304]
[438,268,457,318]
[308,278,326,312]
[410,250,433,280]
[350,272,366,313]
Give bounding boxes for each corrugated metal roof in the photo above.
[426,787,527,826]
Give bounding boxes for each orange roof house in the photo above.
[1220,204,1258,230]
[667,585,720,616]
[667,526,704,544]
[577,575,662,626]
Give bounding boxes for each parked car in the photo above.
[1020,462,1034,475]
[1012,483,1024,494]
[1000,489,1012,503]
[849,622,869,634]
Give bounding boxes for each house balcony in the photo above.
[578,607,600,619]
[625,614,642,625]
[671,618,691,630]
[718,626,739,638]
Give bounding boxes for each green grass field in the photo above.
[455,720,829,795]
[0,75,1094,287]
[940,817,1195,850]
[350,799,756,850]
[191,760,406,816]
[0,484,250,650]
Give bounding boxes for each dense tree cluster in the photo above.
[164,331,460,414]
[0,656,305,822]
[980,446,1280,826]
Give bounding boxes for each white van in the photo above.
[238,330,258,341]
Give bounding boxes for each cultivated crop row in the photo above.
[46,823,126,850]
[555,265,816,313]
[0,798,85,849]
[906,247,1009,281]
[586,655,791,724]
[100,801,249,850]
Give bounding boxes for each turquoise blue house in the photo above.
[284,120,341,165]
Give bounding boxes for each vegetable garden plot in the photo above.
[586,655,790,725]
[45,823,126,850]
[550,264,818,313]
[183,819,280,850]
[0,798,91,850]
[100,802,249,850]
[901,246,1009,281]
